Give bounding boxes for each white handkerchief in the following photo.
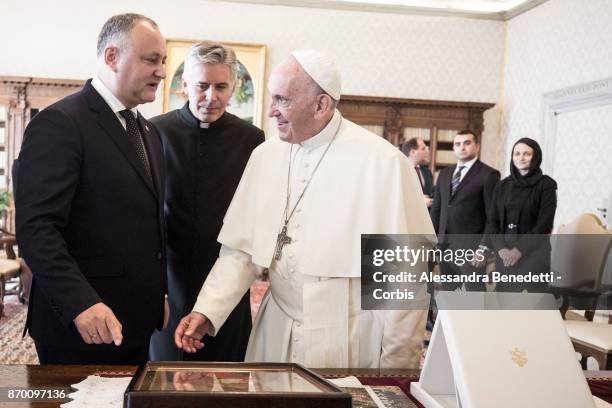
[61,375,132,408]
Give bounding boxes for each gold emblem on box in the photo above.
[510,347,527,367]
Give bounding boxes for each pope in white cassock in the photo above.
[175,50,435,368]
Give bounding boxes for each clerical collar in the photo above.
[300,109,342,150]
[178,102,228,130]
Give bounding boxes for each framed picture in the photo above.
[124,362,352,408]
[163,39,267,128]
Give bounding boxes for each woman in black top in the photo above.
[485,138,558,293]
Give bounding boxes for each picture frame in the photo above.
[163,39,267,128]
[124,362,352,408]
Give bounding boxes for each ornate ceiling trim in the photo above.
[216,0,549,21]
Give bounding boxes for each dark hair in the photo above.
[403,137,421,153]
[97,13,158,57]
[455,129,479,144]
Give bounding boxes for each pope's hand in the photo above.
[74,302,123,346]
[174,312,210,353]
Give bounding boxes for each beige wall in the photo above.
[501,0,612,224]
[501,0,612,166]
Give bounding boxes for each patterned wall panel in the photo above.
[502,0,612,170]
[554,105,612,226]
[501,0,612,226]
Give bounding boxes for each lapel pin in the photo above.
[145,125,149,132]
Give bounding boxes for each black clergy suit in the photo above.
[149,104,264,362]
[430,159,500,290]
[14,80,166,364]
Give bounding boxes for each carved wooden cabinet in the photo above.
[0,108,6,182]
[337,95,494,175]
[0,76,85,230]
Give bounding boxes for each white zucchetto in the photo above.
[292,50,342,101]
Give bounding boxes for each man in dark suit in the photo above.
[401,137,434,209]
[14,13,167,365]
[430,130,500,291]
[402,137,436,330]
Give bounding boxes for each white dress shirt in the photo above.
[453,156,478,183]
[91,76,138,129]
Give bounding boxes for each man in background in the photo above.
[15,13,167,364]
[431,130,500,291]
[402,137,436,329]
[149,41,264,361]
[402,137,434,209]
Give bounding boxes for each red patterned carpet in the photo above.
[0,295,38,364]
[250,280,269,321]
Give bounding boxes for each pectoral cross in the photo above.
[274,224,292,261]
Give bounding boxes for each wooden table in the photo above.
[0,365,610,407]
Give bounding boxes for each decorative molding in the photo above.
[544,77,612,113]
[0,76,85,109]
[217,0,549,21]
[503,0,548,20]
[540,76,612,175]
[0,76,84,86]
[0,76,84,91]
[339,95,494,128]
